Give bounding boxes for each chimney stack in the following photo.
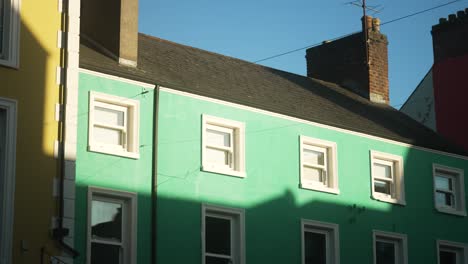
[431,9,468,63]
[81,0,139,67]
[306,16,389,104]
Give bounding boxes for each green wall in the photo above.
[156,89,468,263]
[74,72,154,264]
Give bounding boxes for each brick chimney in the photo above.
[306,16,389,104]
[431,8,468,63]
[80,0,139,67]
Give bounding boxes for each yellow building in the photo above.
[0,0,80,262]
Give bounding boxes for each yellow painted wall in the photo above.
[0,0,63,262]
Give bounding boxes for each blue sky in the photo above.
[139,0,467,108]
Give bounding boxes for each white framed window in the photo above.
[437,240,468,264]
[202,115,245,177]
[370,151,405,205]
[87,187,137,264]
[433,164,466,216]
[0,0,20,68]
[373,231,407,264]
[0,97,17,264]
[300,136,339,194]
[88,92,140,159]
[202,204,245,264]
[301,219,340,264]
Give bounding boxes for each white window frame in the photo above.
[437,240,468,264]
[202,115,245,178]
[370,151,405,205]
[301,219,340,264]
[202,204,245,264]
[88,91,140,159]
[0,97,16,264]
[373,230,408,264]
[433,164,466,216]
[87,187,137,264]
[300,136,339,194]
[0,0,20,68]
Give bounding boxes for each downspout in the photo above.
[52,0,79,258]
[151,85,160,264]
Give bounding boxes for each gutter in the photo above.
[151,85,160,264]
[52,0,79,258]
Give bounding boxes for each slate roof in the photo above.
[79,33,467,155]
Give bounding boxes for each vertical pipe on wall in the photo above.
[151,85,160,264]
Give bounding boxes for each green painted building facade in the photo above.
[155,88,468,263]
[74,71,155,264]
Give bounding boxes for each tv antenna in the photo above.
[346,0,383,66]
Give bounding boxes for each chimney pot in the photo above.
[449,14,457,22]
[457,11,466,18]
[362,16,373,32]
[372,18,381,32]
[439,18,448,24]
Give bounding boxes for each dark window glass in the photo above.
[374,180,391,195]
[376,241,395,264]
[206,216,231,255]
[91,242,121,264]
[206,256,232,264]
[304,231,326,264]
[440,250,457,264]
[91,200,122,241]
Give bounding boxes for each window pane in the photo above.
[436,192,454,207]
[91,242,121,264]
[304,231,326,264]
[205,256,231,264]
[304,148,324,165]
[95,106,124,126]
[303,166,323,183]
[440,250,457,264]
[94,126,123,146]
[376,241,396,264]
[91,200,122,241]
[207,129,231,147]
[435,176,453,191]
[374,163,392,179]
[206,148,230,167]
[206,216,231,256]
[374,180,391,195]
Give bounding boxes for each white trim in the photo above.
[300,136,339,194]
[201,204,245,264]
[87,186,137,264]
[373,230,408,264]
[437,240,468,264]
[79,68,155,89]
[433,164,466,216]
[301,219,340,264]
[88,91,140,159]
[0,0,21,68]
[0,97,17,264]
[202,115,246,178]
[370,150,406,205]
[159,87,468,161]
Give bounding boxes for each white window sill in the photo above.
[436,207,467,217]
[201,165,246,178]
[372,194,406,206]
[88,145,140,159]
[300,183,340,195]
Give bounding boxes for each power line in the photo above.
[253,0,463,63]
[381,0,462,26]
